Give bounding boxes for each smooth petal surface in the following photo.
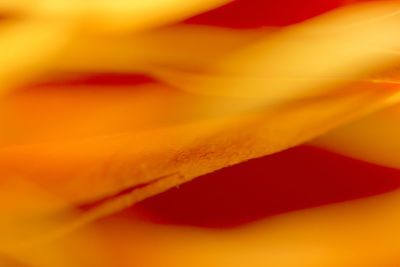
[2,1,400,266]
[54,25,271,75]
[8,182,400,267]
[0,19,72,95]
[312,99,400,169]
[0,0,232,33]
[152,2,400,106]
[0,0,232,95]
[0,80,399,248]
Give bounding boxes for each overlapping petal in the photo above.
[1,1,400,266]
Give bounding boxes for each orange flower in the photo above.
[1,0,400,266]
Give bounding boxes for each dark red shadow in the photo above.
[126,145,400,228]
[186,0,373,28]
[27,73,156,89]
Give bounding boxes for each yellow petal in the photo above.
[152,1,400,107]
[85,0,232,33]
[0,19,72,95]
[2,0,400,253]
[0,0,233,33]
[0,80,399,238]
[10,187,400,267]
[311,97,400,169]
[55,25,271,74]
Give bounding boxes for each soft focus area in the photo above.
[1,0,400,266]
